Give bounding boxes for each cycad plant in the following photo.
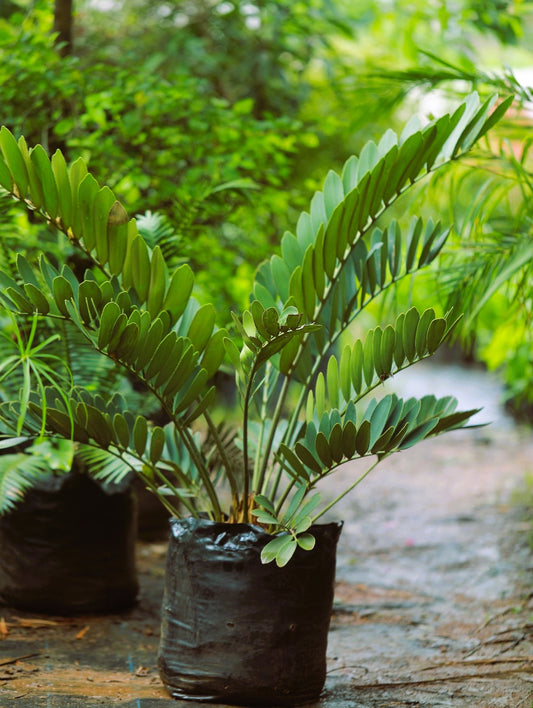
[0,205,137,513]
[0,92,511,565]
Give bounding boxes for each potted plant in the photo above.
[0,438,139,614]
[0,295,141,613]
[0,92,510,704]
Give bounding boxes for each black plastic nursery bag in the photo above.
[158,516,343,706]
[0,472,138,613]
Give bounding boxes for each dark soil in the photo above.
[1,365,532,707]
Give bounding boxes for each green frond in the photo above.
[0,251,225,423]
[0,127,206,336]
[75,444,134,486]
[304,306,458,416]
[279,394,479,484]
[255,93,511,310]
[253,94,512,379]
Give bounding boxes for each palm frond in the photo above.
[0,449,55,514]
[363,52,533,112]
[75,444,134,486]
[137,210,186,270]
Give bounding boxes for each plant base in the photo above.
[158,517,343,706]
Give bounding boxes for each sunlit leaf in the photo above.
[30,145,58,219]
[51,149,72,227]
[0,126,28,197]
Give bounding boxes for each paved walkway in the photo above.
[1,364,532,707]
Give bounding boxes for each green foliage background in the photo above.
[1,0,532,414]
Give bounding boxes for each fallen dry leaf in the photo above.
[75,625,90,640]
[13,617,71,628]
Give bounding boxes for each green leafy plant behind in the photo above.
[339,33,533,416]
[0,305,132,511]
[0,92,511,565]
[0,437,74,514]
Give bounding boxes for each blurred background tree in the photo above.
[53,0,73,55]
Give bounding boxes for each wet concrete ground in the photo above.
[0,363,532,707]
[322,426,533,707]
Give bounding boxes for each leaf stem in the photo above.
[311,457,385,523]
[203,410,239,500]
[178,423,222,519]
[253,362,275,494]
[241,359,259,522]
[255,375,290,497]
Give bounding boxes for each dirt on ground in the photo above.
[0,364,532,707]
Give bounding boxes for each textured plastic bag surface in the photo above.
[158,517,343,706]
[0,473,138,614]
